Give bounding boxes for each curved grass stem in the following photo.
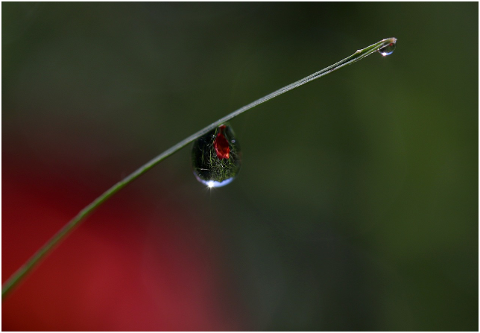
[2,37,396,299]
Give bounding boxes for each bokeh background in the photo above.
[2,2,477,331]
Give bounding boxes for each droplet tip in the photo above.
[378,38,397,57]
[207,181,216,188]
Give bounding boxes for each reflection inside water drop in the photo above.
[191,124,241,188]
[378,41,396,56]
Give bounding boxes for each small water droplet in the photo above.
[192,124,241,188]
[378,41,396,56]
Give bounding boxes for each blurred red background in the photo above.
[2,142,244,330]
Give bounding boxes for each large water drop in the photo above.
[191,124,241,188]
[378,41,396,56]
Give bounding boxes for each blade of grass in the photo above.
[2,37,397,299]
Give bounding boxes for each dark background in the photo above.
[2,2,477,330]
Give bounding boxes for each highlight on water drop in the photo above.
[378,39,397,56]
[191,124,241,188]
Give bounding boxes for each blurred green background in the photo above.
[3,2,477,330]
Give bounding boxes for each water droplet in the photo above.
[192,124,241,188]
[378,41,396,56]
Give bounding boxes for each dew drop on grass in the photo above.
[192,124,241,188]
[378,41,396,56]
